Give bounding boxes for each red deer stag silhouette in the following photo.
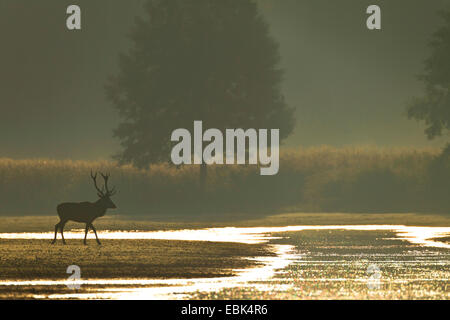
[52,171,117,245]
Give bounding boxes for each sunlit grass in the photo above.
[0,238,272,281]
[0,213,448,300]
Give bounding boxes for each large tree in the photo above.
[106,0,294,181]
[408,11,450,151]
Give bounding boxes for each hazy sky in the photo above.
[0,0,449,160]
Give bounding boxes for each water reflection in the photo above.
[0,244,300,300]
[0,225,449,299]
[1,225,449,248]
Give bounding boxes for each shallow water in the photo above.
[0,225,449,299]
[2,225,450,248]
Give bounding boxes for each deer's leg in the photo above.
[51,222,60,244]
[83,223,90,245]
[90,223,101,245]
[60,221,67,245]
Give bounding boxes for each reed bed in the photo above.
[0,146,447,216]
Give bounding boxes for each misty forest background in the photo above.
[0,0,449,218]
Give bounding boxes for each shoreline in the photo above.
[0,213,449,234]
[0,221,449,299]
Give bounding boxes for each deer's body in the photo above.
[52,172,117,245]
[57,201,108,223]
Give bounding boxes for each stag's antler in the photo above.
[91,170,105,196]
[100,172,116,196]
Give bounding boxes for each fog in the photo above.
[0,0,448,160]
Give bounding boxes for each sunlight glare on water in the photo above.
[0,225,449,248]
[0,244,300,300]
[0,225,448,299]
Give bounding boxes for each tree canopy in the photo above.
[408,11,450,141]
[106,0,295,168]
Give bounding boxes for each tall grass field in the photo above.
[0,146,448,217]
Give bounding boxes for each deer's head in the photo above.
[91,171,117,209]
